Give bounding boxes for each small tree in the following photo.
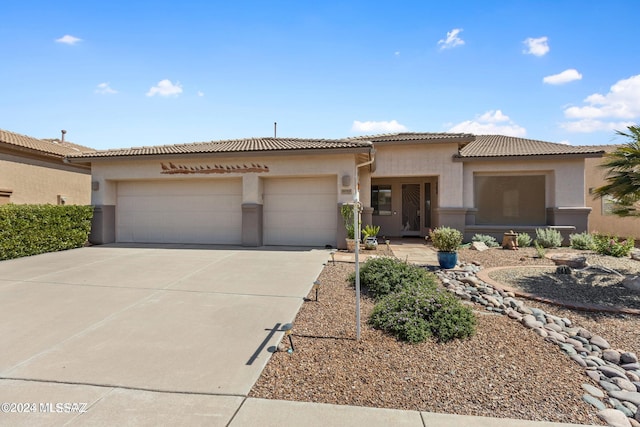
[593,126,640,217]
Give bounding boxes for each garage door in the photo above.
[116,179,242,244]
[263,177,337,246]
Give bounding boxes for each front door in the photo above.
[401,184,420,236]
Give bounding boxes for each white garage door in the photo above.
[116,179,242,244]
[263,177,337,246]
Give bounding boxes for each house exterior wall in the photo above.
[89,152,359,246]
[0,152,91,205]
[585,152,639,239]
[462,157,591,242]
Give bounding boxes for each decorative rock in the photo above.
[600,379,622,392]
[604,349,623,364]
[560,343,578,356]
[622,353,639,364]
[612,377,639,392]
[623,363,640,371]
[546,330,566,343]
[560,317,572,327]
[634,382,640,392]
[506,309,522,320]
[470,241,489,251]
[622,276,640,292]
[614,403,634,417]
[586,370,602,381]
[608,390,640,406]
[583,383,605,398]
[627,371,640,383]
[533,327,548,338]
[591,335,611,350]
[578,327,593,339]
[631,248,640,261]
[550,253,588,269]
[544,323,563,333]
[586,356,606,366]
[623,401,638,415]
[571,355,588,367]
[583,394,606,410]
[597,408,632,427]
[460,276,482,286]
[631,418,640,427]
[521,315,543,329]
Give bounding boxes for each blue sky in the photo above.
[2,1,639,150]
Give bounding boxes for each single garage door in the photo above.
[263,177,337,246]
[116,179,242,244]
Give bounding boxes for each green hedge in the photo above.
[0,205,93,260]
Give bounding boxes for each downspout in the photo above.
[353,145,375,341]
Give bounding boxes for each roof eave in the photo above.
[65,145,373,163]
[373,136,475,146]
[453,151,605,162]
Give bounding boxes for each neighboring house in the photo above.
[585,145,639,240]
[65,133,603,247]
[0,129,92,206]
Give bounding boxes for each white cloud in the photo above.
[438,28,464,50]
[560,119,636,133]
[55,35,82,45]
[351,120,408,133]
[543,69,582,85]
[523,36,549,56]
[447,110,527,137]
[394,51,400,56]
[146,79,183,97]
[561,74,640,132]
[95,82,117,95]
[197,91,204,97]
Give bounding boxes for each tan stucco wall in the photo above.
[0,154,91,205]
[89,153,359,206]
[585,153,639,239]
[372,143,463,207]
[462,157,586,208]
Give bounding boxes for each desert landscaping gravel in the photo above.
[250,246,640,425]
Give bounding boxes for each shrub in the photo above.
[592,234,635,257]
[430,227,463,252]
[569,232,595,250]
[516,233,532,247]
[362,224,381,239]
[369,285,476,343]
[348,257,437,299]
[534,228,563,248]
[0,204,93,261]
[471,234,499,247]
[533,241,546,258]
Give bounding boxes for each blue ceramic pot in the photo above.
[437,251,458,269]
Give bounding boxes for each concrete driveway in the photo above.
[0,244,329,425]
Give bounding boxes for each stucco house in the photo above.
[0,129,92,206]
[585,145,639,240]
[65,132,603,248]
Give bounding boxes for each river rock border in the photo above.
[433,262,640,427]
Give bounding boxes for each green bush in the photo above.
[0,205,93,261]
[369,285,476,343]
[471,234,499,247]
[516,233,532,247]
[592,234,635,257]
[430,226,463,252]
[348,257,437,299]
[535,228,563,248]
[569,232,595,250]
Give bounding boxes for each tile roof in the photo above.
[458,135,604,158]
[0,129,92,157]
[67,137,373,159]
[348,132,474,143]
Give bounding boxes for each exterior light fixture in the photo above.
[312,280,321,301]
[281,323,294,353]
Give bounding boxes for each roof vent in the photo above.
[61,129,67,144]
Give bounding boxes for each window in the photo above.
[372,185,392,215]
[474,175,545,225]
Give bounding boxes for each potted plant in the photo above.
[341,204,357,252]
[429,226,463,269]
[362,224,380,250]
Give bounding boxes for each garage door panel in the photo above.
[116,179,242,244]
[263,177,337,247]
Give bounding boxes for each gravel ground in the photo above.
[248,245,640,425]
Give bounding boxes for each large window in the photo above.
[372,185,392,215]
[474,175,545,225]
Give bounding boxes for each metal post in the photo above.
[354,199,361,341]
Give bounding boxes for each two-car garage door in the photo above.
[115,176,337,247]
[116,179,242,244]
